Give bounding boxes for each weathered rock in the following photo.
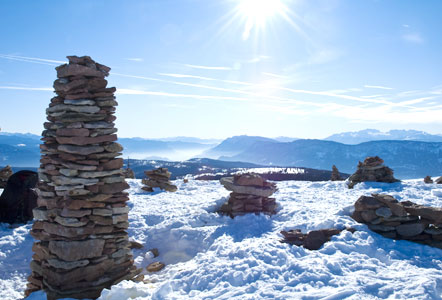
[436,176,442,184]
[375,207,392,218]
[348,156,399,188]
[404,205,442,224]
[234,173,265,186]
[146,262,165,272]
[220,177,276,197]
[424,176,434,184]
[58,144,105,155]
[330,165,343,181]
[280,228,350,250]
[56,63,106,78]
[48,239,105,261]
[46,258,90,270]
[396,222,425,237]
[354,196,383,211]
[54,215,88,227]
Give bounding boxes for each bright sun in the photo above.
[235,0,288,40]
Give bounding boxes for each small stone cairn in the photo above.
[424,176,433,184]
[141,168,177,192]
[219,173,277,217]
[330,165,343,181]
[0,165,13,188]
[352,194,442,248]
[26,56,139,299]
[123,168,135,179]
[347,156,399,188]
[123,159,135,179]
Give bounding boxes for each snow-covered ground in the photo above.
[1,179,442,300]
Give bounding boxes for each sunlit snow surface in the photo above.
[1,179,442,300]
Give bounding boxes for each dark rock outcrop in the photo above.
[0,170,38,224]
[0,165,13,188]
[280,228,355,250]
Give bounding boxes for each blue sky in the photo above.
[0,0,441,139]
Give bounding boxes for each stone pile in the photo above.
[330,165,343,181]
[281,228,355,250]
[352,193,442,249]
[141,168,177,192]
[347,156,399,188]
[219,173,277,217]
[424,176,433,184]
[26,56,139,299]
[0,165,13,188]
[123,168,135,179]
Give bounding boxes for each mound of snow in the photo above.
[0,180,441,299]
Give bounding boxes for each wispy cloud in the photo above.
[364,85,394,90]
[0,86,52,91]
[2,54,441,125]
[245,55,271,64]
[0,54,65,66]
[402,33,424,44]
[158,73,216,81]
[125,58,144,62]
[183,64,233,71]
[262,72,288,79]
[116,88,252,103]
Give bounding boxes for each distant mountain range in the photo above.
[200,135,277,159]
[325,129,442,144]
[1,129,441,179]
[217,139,442,179]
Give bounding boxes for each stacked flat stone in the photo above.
[219,173,277,217]
[330,165,343,181]
[141,168,177,192]
[348,156,399,188]
[26,56,139,299]
[0,165,13,188]
[352,193,442,249]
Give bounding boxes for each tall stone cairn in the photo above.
[347,156,399,189]
[219,173,277,217]
[26,56,139,299]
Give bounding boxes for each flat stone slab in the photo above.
[146,262,165,272]
[220,177,276,197]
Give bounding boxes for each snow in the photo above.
[1,180,442,299]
